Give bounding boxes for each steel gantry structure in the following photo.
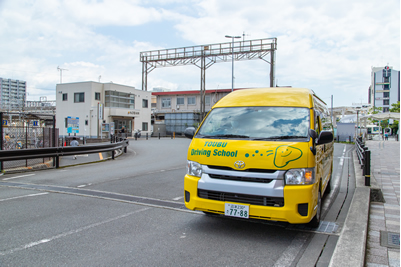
[140,37,277,118]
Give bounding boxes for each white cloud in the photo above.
[0,0,399,106]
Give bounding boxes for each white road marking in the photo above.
[173,196,184,201]
[77,183,92,188]
[0,207,150,256]
[3,173,36,181]
[273,232,310,267]
[338,145,348,166]
[0,192,48,202]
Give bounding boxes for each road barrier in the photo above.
[0,139,129,172]
[355,136,371,186]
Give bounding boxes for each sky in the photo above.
[0,0,399,107]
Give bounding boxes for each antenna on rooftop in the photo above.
[57,66,68,84]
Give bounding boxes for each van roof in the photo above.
[213,88,322,108]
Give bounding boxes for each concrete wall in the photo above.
[337,123,356,142]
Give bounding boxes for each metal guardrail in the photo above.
[355,137,371,186]
[0,139,129,171]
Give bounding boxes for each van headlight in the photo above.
[285,168,315,185]
[187,161,203,177]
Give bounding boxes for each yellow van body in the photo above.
[184,88,333,225]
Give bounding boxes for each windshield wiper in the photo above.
[252,136,307,140]
[201,134,250,139]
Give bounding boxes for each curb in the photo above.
[329,150,371,267]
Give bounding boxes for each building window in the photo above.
[62,93,68,101]
[74,93,85,103]
[383,92,390,98]
[205,95,211,105]
[162,98,171,108]
[177,97,184,105]
[85,120,88,126]
[383,99,389,105]
[142,99,148,108]
[383,107,389,112]
[95,92,101,100]
[188,96,196,105]
[104,90,134,109]
[142,122,148,131]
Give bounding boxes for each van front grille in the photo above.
[198,189,284,207]
[208,174,273,183]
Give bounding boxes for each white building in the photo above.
[369,66,400,112]
[56,81,151,138]
[0,78,27,111]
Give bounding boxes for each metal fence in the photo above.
[0,112,57,171]
[355,136,371,186]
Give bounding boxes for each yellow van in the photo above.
[184,88,333,227]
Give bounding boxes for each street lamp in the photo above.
[356,107,361,138]
[225,35,241,91]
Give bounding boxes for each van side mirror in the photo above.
[317,131,334,145]
[309,129,317,140]
[184,127,196,139]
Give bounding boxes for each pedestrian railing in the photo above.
[355,136,371,186]
[0,139,129,172]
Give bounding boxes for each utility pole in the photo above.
[57,66,68,84]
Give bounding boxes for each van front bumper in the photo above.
[184,174,319,224]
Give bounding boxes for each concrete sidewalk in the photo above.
[365,140,400,267]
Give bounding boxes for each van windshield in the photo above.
[196,107,310,140]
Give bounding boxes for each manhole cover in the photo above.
[380,231,400,248]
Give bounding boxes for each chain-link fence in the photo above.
[0,112,58,172]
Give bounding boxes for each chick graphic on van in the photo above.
[245,145,303,168]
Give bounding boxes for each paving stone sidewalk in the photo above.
[365,140,400,267]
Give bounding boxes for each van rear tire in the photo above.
[308,191,321,228]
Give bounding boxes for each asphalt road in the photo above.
[0,138,355,266]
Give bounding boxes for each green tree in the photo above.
[367,106,383,126]
[390,101,400,113]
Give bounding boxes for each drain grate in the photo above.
[287,221,339,235]
[380,231,400,248]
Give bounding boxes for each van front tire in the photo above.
[325,174,332,194]
[308,191,321,228]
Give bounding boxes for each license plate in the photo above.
[225,203,249,219]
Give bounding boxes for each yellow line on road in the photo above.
[99,153,103,160]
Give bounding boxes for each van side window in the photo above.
[315,112,322,134]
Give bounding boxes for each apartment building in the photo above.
[0,78,27,111]
[369,66,400,112]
